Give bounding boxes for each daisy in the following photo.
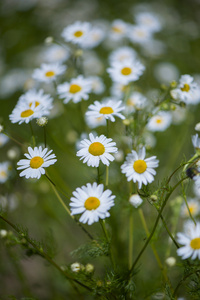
[126,91,147,113]
[170,75,198,104]
[42,44,70,64]
[109,46,137,64]
[17,89,53,115]
[110,82,128,99]
[86,99,125,122]
[192,133,200,150]
[32,63,66,83]
[177,222,200,260]
[69,182,115,225]
[135,12,162,33]
[109,19,128,41]
[9,104,44,124]
[107,59,145,85]
[0,162,11,183]
[0,133,9,148]
[17,146,57,179]
[127,25,153,45]
[57,75,92,104]
[81,27,105,49]
[88,76,105,94]
[121,147,159,189]
[85,114,106,129]
[76,133,118,167]
[146,111,172,132]
[181,198,200,218]
[61,21,91,47]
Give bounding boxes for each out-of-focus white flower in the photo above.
[154,62,179,84]
[109,46,137,64]
[88,76,105,94]
[109,19,128,41]
[127,25,153,45]
[0,134,9,148]
[0,162,12,183]
[147,111,172,132]
[32,63,66,83]
[42,44,70,63]
[126,91,147,113]
[135,12,162,33]
[61,21,92,47]
[181,198,200,218]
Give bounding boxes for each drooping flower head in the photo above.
[17,146,57,179]
[76,133,118,167]
[70,182,115,225]
[121,147,159,189]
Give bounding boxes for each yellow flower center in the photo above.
[88,142,105,156]
[133,159,147,174]
[99,107,114,115]
[181,83,190,92]
[69,84,82,94]
[121,67,132,76]
[112,26,122,33]
[127,99,135,106]
[84,197,100,210]
[190,237,200,250]
[0,171,7,178]
[156,118,162,124]
[74,30,83,37]
[20,109,34,118]
[29,101,40,108]
[45,71,55,77]
[30,156,44,169]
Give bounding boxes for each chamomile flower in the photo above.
[57,75,92,104]
[170,75,198,104]
[0,134,9,148]
[126,91,147,113]
[146,111,172,132]
[69,182,115,225]
[192,134,200,150]
[0,162,12,183]
[181,198,200,218]
[17,89,53,115]
[9,104,43,124]
[76,133,118,167]
[177,222,200,260]
[107,59,145,85]
[110,82,128,99]
[127,25,153,45]
[109,19,128,41]
[121,147,159,189]
[42,44,70,63]
[109,46,137,64]
[17,146,57,179]
[135,12,162,33]
[82,27,105,49]
[86,99,125,122]
[85,114,106,129]
[32,63,66,83]
[61,21,91,47]
[88,76,105,94]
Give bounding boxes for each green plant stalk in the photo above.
[182,181,196,225]
[105,165,109,188]
[0,215,91,293]
[44,126,47,148]
[100,219,116,269]
[29,121,36,147]
[128,212,134,270]
[129,176,188,277]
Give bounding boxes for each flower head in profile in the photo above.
[177,222,200,260]
[86,99,125,122]
[70,182,115,225]
[17,146,57,179]
[107,59,145,85]
[0,162,12,183]
[121,147,159,189]
[57,75,92,104]
[76,133,118,167]
[61,21,91,46]
[32,63,66,83]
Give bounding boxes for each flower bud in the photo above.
[36,117,48,127]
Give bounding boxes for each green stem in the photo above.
[129,176,188,277]
[29,121,36,147]
[4,132,25,147]
[106,119,109,137]
[100,219,115,269]
[44,126,47,148]
[128,212,134,269]
[105,166,109,188]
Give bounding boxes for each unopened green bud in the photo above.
[150,195,158,202]
[170,80,177,88]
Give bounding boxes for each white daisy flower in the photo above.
[192,133,200,150]
[126,91,147,113]
[107,59,145,85]
[88,76,105,94]
[109,46,137,64]
[146,111,172,132]
[76,133,118,167]
[177,222,200,260]
[0,162,11,183]
[9,104,44,124]
[127,25,153,45]
[109,19,128,41]
[0,134,9,148]
[129,194,143,208]
[121,147,159,189]
[135,12,162,33]
[110,82,128,99]
[69,182,115,225]
[85,114,106,129]
[17,89,53,115]
[181,198,200,218]
[57,75,92,104]
[170,75,198,104]
[42,44,70,64]
[86,99,125,122]
[82,27,105,49]
[32,63,66,83]
[17,146,57,179]
[61,21,91,47]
